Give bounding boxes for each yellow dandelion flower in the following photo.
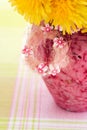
[9,0,87,34]
[50,0,87,34]
[9,0,51,24]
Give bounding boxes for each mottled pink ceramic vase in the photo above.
[43,32,87,112]
[23,24,87,112]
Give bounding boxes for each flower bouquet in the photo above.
[9,0,87,112]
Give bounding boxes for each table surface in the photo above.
[1,1,87,130]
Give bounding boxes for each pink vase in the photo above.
[43,32,87,112]
[23,24,87,112]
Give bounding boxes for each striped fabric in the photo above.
[0,54,87,130]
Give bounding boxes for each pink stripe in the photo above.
[14,67,28,129]
[15,67,28,116]
[25,74,35,129]
[38,79,42,130]
[8,56,23,129]
[10,58,23,116]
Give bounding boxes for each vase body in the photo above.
[43,32,87,112]
[23,24,87,112]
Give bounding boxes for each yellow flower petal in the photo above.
[9,0,51,24]
[9,0,87,34]
[50,0,87,34]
